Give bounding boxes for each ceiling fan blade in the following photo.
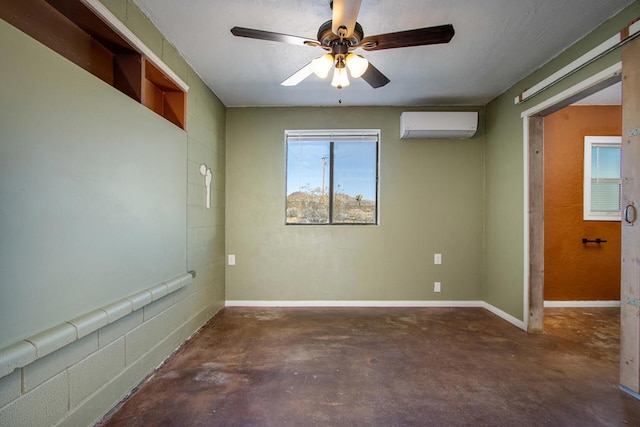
[281,63,314,86]
[361,62,390,89]
[231,27,317,47]
[361,24,454,51]
[332,0,362,38]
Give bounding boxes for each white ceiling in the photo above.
[132,0,633,107]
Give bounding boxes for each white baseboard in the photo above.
[620,385,640,401]
[225,300,527,330]
[544,300,620,308]
[225,300,485,308]
[480,301,527,330]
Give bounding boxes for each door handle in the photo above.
[624,203,636,224]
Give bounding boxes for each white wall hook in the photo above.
[199,164,212,208]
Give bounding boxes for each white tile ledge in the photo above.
[0,341,37,379]
[0,272,194,379]
[26,324,77,359]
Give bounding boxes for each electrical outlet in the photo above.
[434,253,442,264]
[228,254,236,266]
[434,282,441,292]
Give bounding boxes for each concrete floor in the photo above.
[97,307,640,426]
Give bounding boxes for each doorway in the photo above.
[543,88,622,304]
[523,63,622,333]
[524,35,640,396]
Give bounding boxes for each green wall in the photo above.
[0,17,189,349]
[483,1,640,320]
[226,107,485,302]
[0,0,226,424]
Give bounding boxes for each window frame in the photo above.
[285,129,380,226]
[583,135,622,221]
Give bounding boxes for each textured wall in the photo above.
[0,17,188,350]
[226,107,485,302]
[544,106,621,301]
[0,1,225,425]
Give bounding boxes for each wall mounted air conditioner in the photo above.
[400,111,478,139]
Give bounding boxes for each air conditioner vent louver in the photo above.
[400,112,478,139]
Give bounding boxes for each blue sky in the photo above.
[287,140,377,201]
[591,145,620,179]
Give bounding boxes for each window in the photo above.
[583,136,622,221]
[285,130,379,225]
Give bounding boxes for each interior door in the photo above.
[620,35,640,396]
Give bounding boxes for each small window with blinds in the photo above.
[583,136,622,221]
[285,130,379,225]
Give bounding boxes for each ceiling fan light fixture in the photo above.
[345,53,368,78]
[331,66,350,89]
[311,53,334,79]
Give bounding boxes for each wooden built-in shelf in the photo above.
[143,60,187,129]
[0,0,187,130]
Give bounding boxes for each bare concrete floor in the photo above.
[98,307,640,426]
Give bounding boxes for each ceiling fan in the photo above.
[230,0,454,90]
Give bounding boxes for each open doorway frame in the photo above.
[521,62,622,333]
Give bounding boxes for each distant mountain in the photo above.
[286,190,375,224]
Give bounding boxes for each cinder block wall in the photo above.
[0,1,226,425]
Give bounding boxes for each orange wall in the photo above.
[544,105,621,301]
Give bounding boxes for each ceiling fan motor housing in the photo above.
[317,20,364,48]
